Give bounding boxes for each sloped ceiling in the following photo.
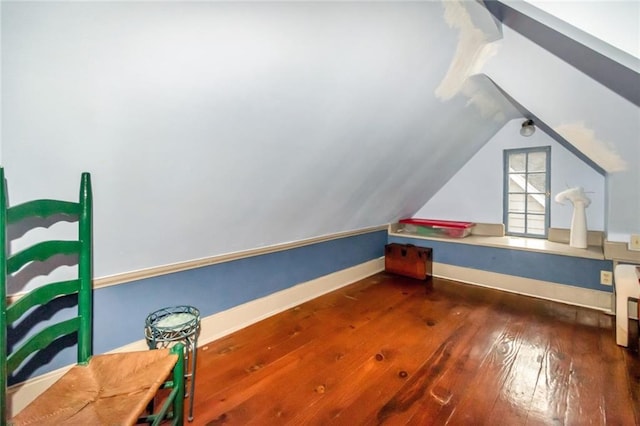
[486,0,639,106]
[480,0,639,241]
[1,1,638,276]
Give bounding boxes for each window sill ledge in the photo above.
[388,227,605,261]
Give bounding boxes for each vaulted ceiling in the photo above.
[481,0,639,242]
[1,1,638,276]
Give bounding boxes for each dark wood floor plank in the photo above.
[377,302,502,425]
[229,298,430,424]
[307,288,476,425]
[486,314,554,425]
[524,314,573,426]
[623,349,640,424]
[563,309,609,425]
[597,314,640,425]
[185,273,640,426]
[441,306,530,424]
[197,344,316,424]
[193,275,428,423]
[195,275,422,397]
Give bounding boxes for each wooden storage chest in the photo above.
[384,243,432,281]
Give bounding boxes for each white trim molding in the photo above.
[9,257,613,415]
[6,225,388,302]
[434,262,613,313]
[93,225,388,290]
[7,257,385,416]
[195,257,384,346]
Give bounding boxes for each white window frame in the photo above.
[503,146,551,238]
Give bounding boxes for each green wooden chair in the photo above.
[0,168,185,425]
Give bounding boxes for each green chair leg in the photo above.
[171,343,185,425]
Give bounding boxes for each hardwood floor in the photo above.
[189,273,640,425]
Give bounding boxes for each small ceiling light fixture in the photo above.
[520,119,536,137]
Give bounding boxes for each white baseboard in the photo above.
[7,257,385,416]
[9,257,613,415]
[434,262,614,313]
[194,257,384,346]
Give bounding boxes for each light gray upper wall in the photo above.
[4,1,635,278]
[414,118,606,230]
[480,0,639,242]
[416,1,639,242]
[524,0,639,72]
[1,1,509,277]
[482,24,639,242]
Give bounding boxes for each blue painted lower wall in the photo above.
[388,235,613,292]
[13,230,611,385]
[10,229,387,385]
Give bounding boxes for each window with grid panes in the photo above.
[503,147,550,237]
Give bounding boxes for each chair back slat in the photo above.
[77,173,92,364]
[7,200,80,224]
[1,169,93,420]
[6,280,79,324]
[6,317,81,374]
[7,240,81,275]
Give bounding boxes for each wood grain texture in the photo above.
[188,273,640,426]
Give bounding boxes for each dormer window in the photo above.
[503,147,551,238]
